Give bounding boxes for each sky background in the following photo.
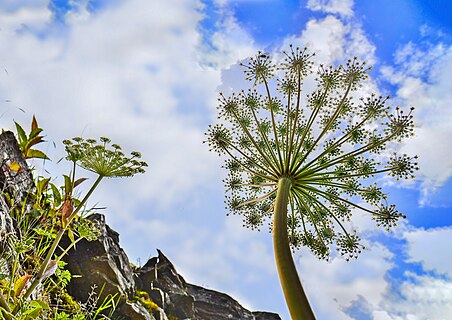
[0,1,451,319]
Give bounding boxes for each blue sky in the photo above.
[0,1,451,319]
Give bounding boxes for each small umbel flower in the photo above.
[206,46,417,319]
[64,137,147,177]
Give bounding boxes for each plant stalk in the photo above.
[273,177,316,320]
[14,175,104,313]
[0,291,12,320]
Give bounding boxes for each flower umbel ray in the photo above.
[205,46,417,319]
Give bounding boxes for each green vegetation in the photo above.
[206,46,417,319]
[0,117,147,319]
[133,290,160,313]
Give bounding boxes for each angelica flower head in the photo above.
[206,47,418,261]
[64,137,147,178]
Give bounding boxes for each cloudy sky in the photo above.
[0,1,451,319]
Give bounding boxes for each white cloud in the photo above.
[381,272,452,320]
[306,0,354,17]
[202,2,257,70]
[280,14,376,67]
[64,0,91,24]
[0,4,51,33]
[0,0,225,210]
[1,0,270,314]
[404,227,452,277]
[299,15,347,65]
[381,43,452,205]
[297,243,393,320]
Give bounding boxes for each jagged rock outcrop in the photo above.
[1,132,281,320]
[64,214,281,320]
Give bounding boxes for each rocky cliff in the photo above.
[61,213,282,320]
[0,131,281,320]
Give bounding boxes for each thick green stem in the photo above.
[273,177,316,320]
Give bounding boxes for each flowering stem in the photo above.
[273,177,316,320]
[14,175,104,313]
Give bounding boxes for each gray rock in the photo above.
[136,250,196,319]
[116,301,155,320]
[253,311,282,320]
[61,214,147,319]
[187,284,255,320]
[63,214,135,301]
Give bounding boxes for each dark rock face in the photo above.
[187,284,256,320]
[253,311,283,320]
[65,214,281,320]
[63,214,136,301]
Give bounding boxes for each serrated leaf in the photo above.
[26,149,49,160]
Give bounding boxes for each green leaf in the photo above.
[74,177,88,188]
[26,149,49,160]
[73,198,81,207]
[30,300,49,310]
[31,115,38,132]
[15,121,27,144]
[68,229,75,245]
[14,274,31,297]
[25,135,44,150]
[29,127,43,140]
[64,175,73,195]
[36,177,50,195]
[23,300,49,319]
[51,183,62,205]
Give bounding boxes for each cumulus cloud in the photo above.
[0,0,225,210]
[296,244,393,320]
[0,2,50,32]
[381,272,452,320]
[403,226,452,277]
[280,13,376,67]
[381,42,452,205]
[306,0,354,17]
[1,0,271,314]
